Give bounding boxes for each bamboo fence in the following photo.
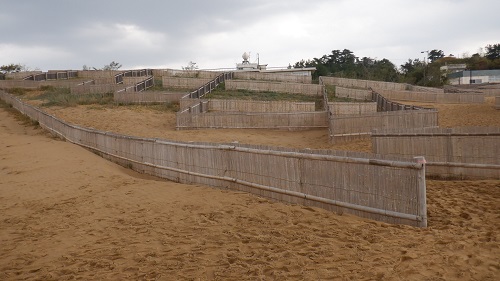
[162,77,212,89]
[321,77,408,91]
[319,77,334,142]
[323,77,445,93]
[225,80,323,96]
[233,72,312,84]
[0,90,428,227]
[77,70,123,78]
[123,77,151,84]
[21,71,78,81]
[480,89,500,97]
[70,84,124,94]
[5,71,43,80]
[179,98,203,111]
[0,79,85,89]
[374,88,485,104]
[206,99,316,113]
[372,91,434,111]
[176,111,329,130]
[114,91,185,104]
[372,127,500,179]
[329,110,439,143]
[335,87,373,100]
[161,69,222,79]
[208,99,316,113]
[328,102,377,115]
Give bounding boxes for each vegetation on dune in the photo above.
[33,87,114,107]
[3,85,180,112]
[205,83,358,104]
[0,99,40,128]
[206,84,318,102]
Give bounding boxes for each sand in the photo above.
[1,97,499,280]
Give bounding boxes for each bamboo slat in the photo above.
[335,87,373,100]
[372,127,500,179]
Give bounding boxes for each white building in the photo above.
[236,52,315,76]
[447,69,500,85]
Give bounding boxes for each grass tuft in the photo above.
[34,87,114,107]
[6,87,33,96]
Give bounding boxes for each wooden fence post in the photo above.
[414,156,427,227]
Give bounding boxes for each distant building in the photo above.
[447,69,500,85]
[235,52,315,76]
[440,63,466,73]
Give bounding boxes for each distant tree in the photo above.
[182,61,198,71]
[103,61,122,70]
[485,44,500,60]
[400,59,421,75]
[0,63,22,74]
[371,59,398,82]
[468,54,490,70]
[428,49,445,63]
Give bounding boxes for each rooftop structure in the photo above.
[235,52,315,76]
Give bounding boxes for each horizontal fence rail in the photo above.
[1,90,427,227]
[372,127,500,179]
[329,110,439,144]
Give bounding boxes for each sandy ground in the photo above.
[0,96,499,280]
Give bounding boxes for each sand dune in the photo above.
[1,99,499,280]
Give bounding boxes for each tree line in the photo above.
[293,43,500,87]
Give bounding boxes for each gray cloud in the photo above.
[1,0,498,70]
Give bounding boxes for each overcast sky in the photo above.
[1,0,499,71]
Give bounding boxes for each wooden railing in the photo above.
[177,72,233,115]
[23,71,78,81]
[115,76,154,93]
[114,69,153,85]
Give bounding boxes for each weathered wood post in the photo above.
[414,156,427,227]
